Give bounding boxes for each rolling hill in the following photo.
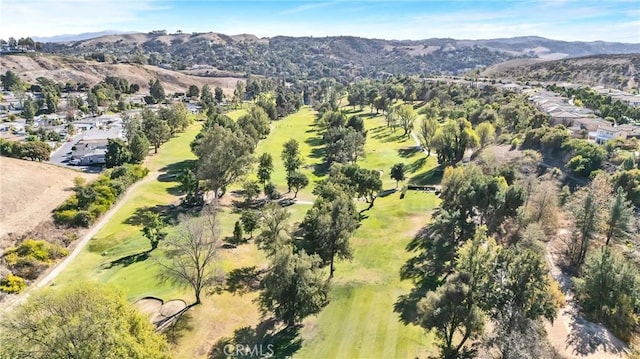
[39,32,640,81]
[481,53,640,90]
[0,54,243,94]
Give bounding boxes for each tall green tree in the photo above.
[140,211,167,251]
[177,168,199,200]
[129,131,150,163]
[574,247,640,341]
[0,282,170,359]
[142,109,170,153]
[390,163,406,188]
[566,175,609,269]
[433,118,479,166]
[301,191,359,278]
[475,121,496,148]
[604,187,634,245]
[193,125,255,199]
[104,138,130,168]
[200,84,214,105]
[282,139,303,191]
[240,209,260,239]
[396,103,417,136]
[148,79,165,103]
[417,273,484,359]
[214,86,224,104]
[288,171,309,198]
[418,116,438,156]
[256,202,291,256]
[187,84,200,99]
[257,153,274,191]
[258,246,328,327]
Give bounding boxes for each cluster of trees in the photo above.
[0,138,50,161]
[54,165,148,227]
[399,164,565,358]
[0,36,39,50]
[191,109,264,199]
[88,76,141,112]
[318,110,367,165]
[549,84,640,123]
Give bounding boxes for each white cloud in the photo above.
[0,0,166,38]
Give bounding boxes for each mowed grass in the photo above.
[55,124,204,301]
[53,105,440,358]
[291,108,439,358]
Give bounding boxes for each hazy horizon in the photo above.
[1,0,639,43]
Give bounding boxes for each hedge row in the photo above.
[53,164,148,227]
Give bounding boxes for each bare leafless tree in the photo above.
[157,204,223,305]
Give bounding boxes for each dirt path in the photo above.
[0,170,159,313]
[544,231,628,358]
[410,132,430,156]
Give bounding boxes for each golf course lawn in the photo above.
[54,105,440,358]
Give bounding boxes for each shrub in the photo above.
[54,209,79,226]
[0,274,26,293]
[4,239,68,267]
[74,210,95,227]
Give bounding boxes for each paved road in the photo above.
[48,134,103,173]
[0,171,158,314]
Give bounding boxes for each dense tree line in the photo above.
[0,139,50,161]
[399,163,563,358]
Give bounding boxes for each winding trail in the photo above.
[0,170,159,313]
[544,230,628,359]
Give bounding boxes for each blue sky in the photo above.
[1,0,639,42]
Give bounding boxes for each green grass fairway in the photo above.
[52,106,440,358]
[55,124,204,301]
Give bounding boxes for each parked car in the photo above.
[69,158,81,165]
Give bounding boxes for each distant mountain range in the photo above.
[32,30,133,43]
[34,32,640,81]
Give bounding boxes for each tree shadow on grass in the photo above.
[124,204,187,227]
[165,311,194,346]
[209,319,302,359]
[101,250,151,269]
[398,146,420,158]
[158,159,197,196]
[226,266,264,295]
[409,166,443,186]
[372,132,406,143]
[313,162,330,177]
[406,157,427,174]
[394,225,443,325]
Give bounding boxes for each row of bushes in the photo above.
[54,164,148,227]
[0,138,51,162]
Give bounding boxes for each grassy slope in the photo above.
[294,108,439,358]
[55,123,203,301]
[54,106,440,358]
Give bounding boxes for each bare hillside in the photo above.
[481,53,640,90]
[0,157,95,240]
[0,54,243,93]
